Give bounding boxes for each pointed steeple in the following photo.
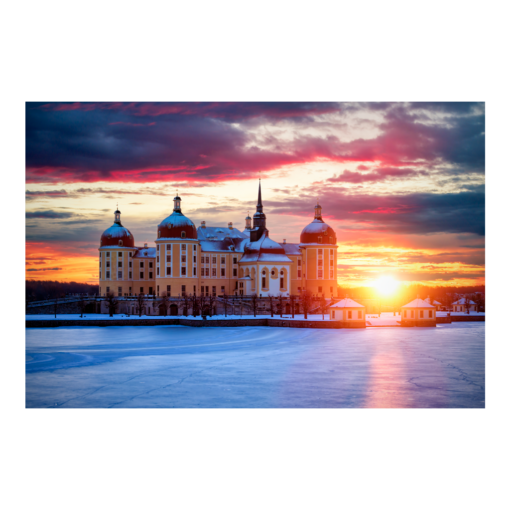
[257,178,263,212]
[251,179,267,242]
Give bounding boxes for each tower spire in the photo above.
[257,178,263,212]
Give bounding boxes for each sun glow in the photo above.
[373,276,400,296]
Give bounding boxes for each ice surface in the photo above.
[26,323,485,408]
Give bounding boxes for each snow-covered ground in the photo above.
[26,323,485,408]
[26,313,333,321]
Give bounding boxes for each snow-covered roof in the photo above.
[133,247,156,258]
[301,219,330,233]
[197,226,248,241]
[102,224,133,238]
[199,237,248,253]
[239,232,292,263]
[281,243,301,256]
[425,298,442,305]
[329,298,364,309]
[452,298,476,305]
[159,211,196,228]
[401,298,435,308]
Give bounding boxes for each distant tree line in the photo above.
[26,280,99,302]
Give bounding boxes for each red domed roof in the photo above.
[300,219,336,244]
[101,225,135,247]
[158,211,197,239]
[100,210,135,248]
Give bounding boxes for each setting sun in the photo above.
[373,276,400,296]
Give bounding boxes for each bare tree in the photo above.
[106,292,118,317]
[473,293,483,313]
[278,294,284,317]
[182,293,190,317]
[190,293,199,317]
[300,290,313,319]
[289,294,296,318]
[208,294,216,317]
[268,294,275,317]
[160,292,169,316]
[136,292,146,317]
[251,293,258,317]
[222,293,228,317]
[320,294,327,320]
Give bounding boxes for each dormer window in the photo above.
[181,232,186,238]
[118,240,123,246]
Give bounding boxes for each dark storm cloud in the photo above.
[26,210,76,219]
[267,185,485,236]
[26,102,485,184]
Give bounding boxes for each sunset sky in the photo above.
[25,102,485,287]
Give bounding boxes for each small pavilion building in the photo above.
[452,298,476,313]
[328,298,366,328]
[401,298,436,327]
[425,297,444,311]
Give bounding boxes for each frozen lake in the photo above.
[26,323,485,408]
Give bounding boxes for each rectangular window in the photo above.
[157,256,159,263]
[167,285,171,292]
[330,270,334,278]
[233,257,237,264]
[221,257,225,264]
[118,271,122,279]
[181,285,186,293]
[149,262,153,268]
[166,267,171,275]
[140,262,144,268]
[206,268,209,276]
[99,260,101,267]
[330,260,333,266]
[212,257,216,264]
[166,244,171,250]
[118,286,122,295]
[348,311,352,319]
[212,286,216,296]
[181,255,186,263]
[106,286,110,293]
[149,287,153,295]
[280,277,284,288]
[157,245,159,251]
[181,267,186,275]
[318,260,323,266]
[318,249,323,255]
[262,277,266,288]
[129,261,132,268]
[206,257,209,263]
[420,310,424,318]
[233,268,237,277]
[221,268,225,277]
[149,272,153,279]
[318,286,322,293]
[212,268,216,276]
[129,252,132,257]
[118,252,122,257]
[201,286,204,294]
[201,268,205,276]
[429,310,433,318]
[140,287,144,294]
[193,267,196,276]
[330,249,333,256]
[318,270,323,278]
[298,270,301,278]
[193,256,196,263]
[140,272,144,279]
[118,261,122,267]
[106,271,110,278]
[166,255,171,263]
[206,286,209,296]
[129,272,132,279]
[193,245,196,251]
[297,260,301,266]
[106,261,110,268]
[181,244,186,251]
[157,285,159,294]
[201,257,205,263]
[106,252,110,257]
[221,286,225,294]
[358,310,362,319]
[332,311,335,319]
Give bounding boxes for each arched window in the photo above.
[118,240,123,246]
[181,232,186,238]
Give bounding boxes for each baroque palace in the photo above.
[98,182,338,298]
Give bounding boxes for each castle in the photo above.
[98,182,338,298]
